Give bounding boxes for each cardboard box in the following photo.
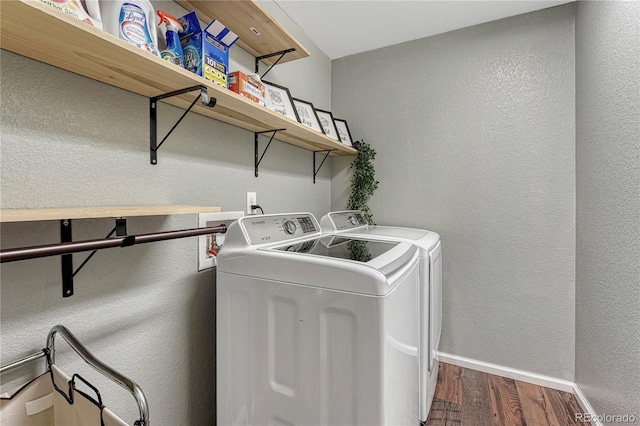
[228,71,265,106]
[179,11,239,88]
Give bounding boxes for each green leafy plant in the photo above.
[347,140,379,262]
[347,140,379,225]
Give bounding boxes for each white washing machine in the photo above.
[320,211,442,423]
[216,213,421,425]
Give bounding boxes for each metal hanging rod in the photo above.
[72,223,118,278]
[0,224,227,263]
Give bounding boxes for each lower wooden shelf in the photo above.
[0,205,222,223]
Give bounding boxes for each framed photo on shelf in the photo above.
[333,118,353,146]
[292,98,324,134]
[263,81,300,121]
[315,109,340,141]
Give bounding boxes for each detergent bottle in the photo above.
[99,0,159,56]
[39,0,103,29]
[157,10,184,68]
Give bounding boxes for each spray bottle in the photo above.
[157,10,184,68]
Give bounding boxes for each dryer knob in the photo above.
[283,219,297,235]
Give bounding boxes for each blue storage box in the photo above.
[179,11,239,88]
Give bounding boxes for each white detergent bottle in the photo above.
[99,0,159,56]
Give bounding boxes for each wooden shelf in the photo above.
[175,0,310,65]
[0,1,356,157]
[0,205,222,223]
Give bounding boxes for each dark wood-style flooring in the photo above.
[426,363,588,426]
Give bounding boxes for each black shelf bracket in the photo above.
[254,129,286,177]
[150,85,216,165]
[313,149,335,184]
[60,217,127,298]
[254,48,296,79]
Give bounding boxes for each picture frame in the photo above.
[292,98,325,134]
[333,118,354,146]
[262,81,300,121]
[315,109,340,141]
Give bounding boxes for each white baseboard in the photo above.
[437,352,575,392]
[572,384,602,426]
[436,352,602,425]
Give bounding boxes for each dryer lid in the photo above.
[321,211,435,242]
[357,227,429,240]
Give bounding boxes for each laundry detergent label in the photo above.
[204,55,227,87]
[119,3,157,54]
[182,43,202,75]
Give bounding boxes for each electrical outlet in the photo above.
[198,211,244,271]
[246,192,257,214]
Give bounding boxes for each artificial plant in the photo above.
[347,139,379,225]
[347,139,379,262]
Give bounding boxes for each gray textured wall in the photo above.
[0,1,333,423]
[332,5,576,380]
[575,1,640,421]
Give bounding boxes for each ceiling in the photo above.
[273,0,574,59]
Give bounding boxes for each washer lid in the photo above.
[267,235,417,278]
[271,235,398,258]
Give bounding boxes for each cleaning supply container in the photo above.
[39,0,102,29]
[99,0,159,56]
[157,10,184,67]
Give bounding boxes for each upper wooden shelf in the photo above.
[0,1,356,157]
[176,0,310,65]
[0,205,222,223]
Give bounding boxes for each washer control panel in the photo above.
[328,211,368,231]
[241,213,319,245]
[282,219,297,235]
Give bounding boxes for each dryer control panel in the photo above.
[326,211,368,231]
[240,213,320,245]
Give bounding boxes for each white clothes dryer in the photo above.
[321,211,442,423]
[216,213,421,426]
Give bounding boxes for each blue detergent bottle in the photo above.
[157,10,184,68]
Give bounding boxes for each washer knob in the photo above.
[283,219,297,235]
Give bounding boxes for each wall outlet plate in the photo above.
[198,211,244,271]
[246,191,257,214]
